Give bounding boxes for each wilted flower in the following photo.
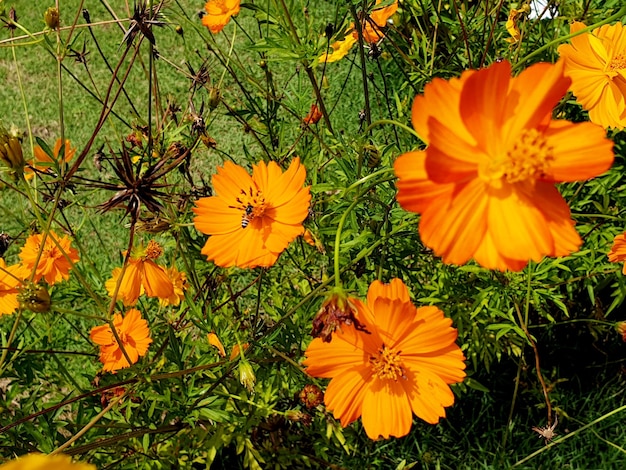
[19,230,80,285]
[299,384,324,409]
[505,5,529,43]
[90,308,153,372]
[302,103,323,126]
[193,158,311,268]
[311,289,367,343]
[304,278,466,440]
[394,60,613,271]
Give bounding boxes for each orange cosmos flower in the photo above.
[0,259,23,315]
[26,138,76,179]
[106,240,174,306]
[90,308,152,372]
[202,0,240,34]
[158,265,188,307]
[394,60,614,271]
[353,0,398,44]
[19,230,80,285]
[608,231,626,274]
[0,453,95,470]
[558,22,626,129]
[193,158,311,268]
[304,278,466,439]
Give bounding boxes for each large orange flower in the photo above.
[19,230,80,285]
[608,231,626,274]
[106,240,174,306]
[558,22,626,129]
[0,453,95,470]
[394,60,614,271]
[202,0,240,34]
[0,259,23,315]
[304,278,466,440]
[26,138,76,179]
[90,308,152,372]
[193,158,311,268]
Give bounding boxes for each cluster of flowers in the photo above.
[0,230,79,315]
[190,8,626,439]
[90,240,188,373]
[4,8,626,462]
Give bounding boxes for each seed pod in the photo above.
[44,7,60,29]
[18,282,51,313]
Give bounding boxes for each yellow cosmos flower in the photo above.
[0,259,23,316]
[304,278,466,439]
[90,308,152,372]
[106,240,175,306]
[193,158,311,268]
[558,21,626,129]
[319,34,357,63]
[394,60,614,271]
[18,230,79,285]
[202,0,240,34]
[0,453,95,470]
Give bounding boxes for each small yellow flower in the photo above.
[319,35,357,63]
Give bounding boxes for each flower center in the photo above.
[144,240,164,260]
[232,186,267,228]
[608,53,626,71]
[480,129,553,185]
[370,345,405,381]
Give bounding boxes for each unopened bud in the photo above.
[238,358,256,393]
[0,124,24,175]
[208,87,221,110]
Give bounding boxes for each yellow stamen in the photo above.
[144,240,164,260]
[370,345,405,381]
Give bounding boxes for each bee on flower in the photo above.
[193,158,311,268]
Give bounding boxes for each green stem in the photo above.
[334,199,360,289]
[365,119,421,140]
